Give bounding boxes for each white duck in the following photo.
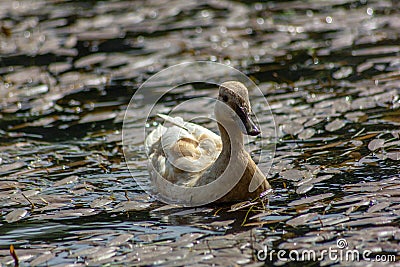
[145,81,271,203]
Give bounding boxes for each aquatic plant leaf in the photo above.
[5,209,28,223]
[387,151,400,160]
[74,53,107,68]
[341,216,395,227]
[298,128,315,140]
[90,197,113,208]
[296,184,314,194]
[367,202,390,213]
[282,122,304,136]
[325,119,346,132]
[332,66,353,80]
[280,169,305,181]
[286,212,318,227]
[87,247,117,262]
[0,162,26,174]
[29,252,55,266]
[53,175,79,187]
[288,193,334,207]
[368,139,385,151]
[112,201,151,212]
[79,112,117,124]
[107,234,133,246]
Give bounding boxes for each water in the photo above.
[0,0,399,265]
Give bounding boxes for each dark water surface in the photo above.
[0,0,399,266]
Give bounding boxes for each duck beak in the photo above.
[237,106,261,136]
[244,114,261,136]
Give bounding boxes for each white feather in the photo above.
[145,114,222,185]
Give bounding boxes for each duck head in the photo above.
[215,81,260,136]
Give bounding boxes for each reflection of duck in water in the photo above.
[146,81,271,203]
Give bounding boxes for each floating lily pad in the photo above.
[5,209,28,223]
[325,119,346,132]
[368,139,385,151]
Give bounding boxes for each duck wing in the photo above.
[145,114,222,186]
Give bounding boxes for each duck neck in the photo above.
[195,122,246,186]
[217,122,245,158]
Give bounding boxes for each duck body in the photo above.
[145,81,271,203]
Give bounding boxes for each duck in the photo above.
[145,81,271,204]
